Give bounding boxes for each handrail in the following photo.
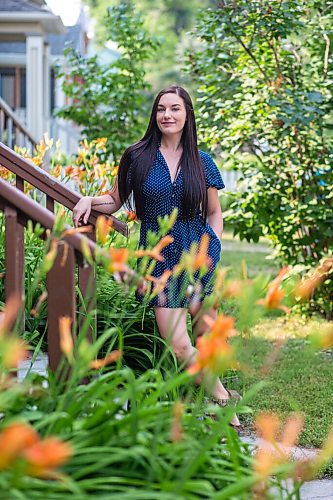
[0,178,97,256]
[0,97,37,150]
[0,139,127,372]
[0,177,101,371]
[0,141,128,236]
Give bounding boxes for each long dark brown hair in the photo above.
[117,85,207,220]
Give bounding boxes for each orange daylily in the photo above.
[203,314,237,339]
[223,279,245,298]
[96,216,113,244]
[253,412,304,480]
[125,210,137,222]
[2,338,28,368]
[175,234,211,275]
[135,235,174,262]
[0,294,22,336]
[295,257,333,300]
[23,437,72,478]
[107,248,129,273]
[0,166,10,180]
[310,323,333,349]
[30,291,48,317]
[59,317,74,362]
[257,267,290,313]
[89,349,122,369]
[188,314,237,375]
[0,422,39,469]
[51,164,62,178]
[99,178,108,192]
[63,225,93,237]
[192,234,211,270]
[145,270,172,295]
[65,165,75,176]
[43,239,58,273]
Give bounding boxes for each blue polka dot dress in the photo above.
[136,148,225,308]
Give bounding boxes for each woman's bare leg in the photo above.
[154,306,240,426]
[189,302,240,426]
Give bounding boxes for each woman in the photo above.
[73,85,241,430]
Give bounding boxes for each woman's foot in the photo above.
[211,388,241,428]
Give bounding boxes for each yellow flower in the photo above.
[94,163,106,179]
[96,216,113,245]
[95,137,107,151]
[51,164,62,178]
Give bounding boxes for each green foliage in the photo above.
[55,2,160,163]
[82,0,213,90]
[186,0,333,316]
[235,334,333,448]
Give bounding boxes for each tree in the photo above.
[55,2,159,163]
[186,0,333,316]
[82,0,213,90]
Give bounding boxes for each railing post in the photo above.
[47,241,76,371]
[0,109,4,143]
[46,195,55,213]
[15,177,25,301]
[7,117,13,149]
[4,206,24,309]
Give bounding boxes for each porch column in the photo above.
[43,42,51,137]
[26,35,44,141]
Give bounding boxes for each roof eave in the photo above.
[0,12,65,34]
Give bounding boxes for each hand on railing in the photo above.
[73,197,92,227]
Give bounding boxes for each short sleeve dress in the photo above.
[136,148,225,308]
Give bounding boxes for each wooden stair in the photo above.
[0,141,127,371]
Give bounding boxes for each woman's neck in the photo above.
[160,135,182,152]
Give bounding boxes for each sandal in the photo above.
[211,389,242,407]
[229,422,244,436]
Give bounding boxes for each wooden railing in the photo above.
[0,97,37,151]
[0,178,99,370]
[0,141,127,370]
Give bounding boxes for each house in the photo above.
[0,0,88,154]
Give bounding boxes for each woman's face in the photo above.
[156,93,187,137]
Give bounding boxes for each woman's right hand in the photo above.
[73,196,92,227]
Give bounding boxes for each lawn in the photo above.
[221,232,333,450]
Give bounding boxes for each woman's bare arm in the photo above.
[206,187,223,239]
[73,182,123,226]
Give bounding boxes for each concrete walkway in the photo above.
[18,356,333,499]
[240,436,333,498]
